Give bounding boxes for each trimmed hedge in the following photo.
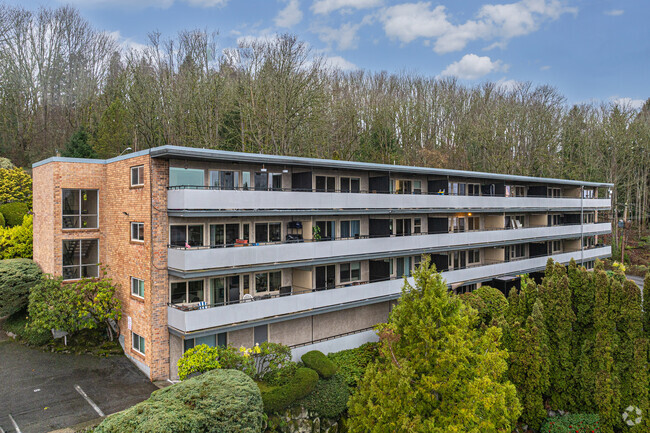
[301,350,337,378]
[294,373,349,419]
[327,342,379,389]
[0,202,28,227]
[95,369,264,433]
[261,367,319,413]
[0,258,42,317]
[541,413,601,433]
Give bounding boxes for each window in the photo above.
[448,182,465,195]
[468,249,480,264]
[132,332,145,355]
[169,167,204,187]
[316,176,336,192]
[340,220,360,239]
[467,183,481,196]
[255,223,281,243]
[170,280,205,304]
[456,283,477,294]
[413,181,422,195]
[131,277,144,298]
[131,165,144,186]
[450,217,465,233]
[131,222,144,242]
[551,240,562,253]
[340,262,361,283]
[508,186,526,197]
[394,180,412,194]
[314,220,335,241]
[506,215,525,229]
[340,177,360,193]
[170,225,204,247]
[509,244,526,259]
[396,257,411,278]
[254,172,268,190]
[255,271,281,293]
[254,325,268,345]
[62,239,99,280]
[393,218,411,236]
[414,218,421,234]
[413,254,422,269]
[583,236,596,248]
[452,251,466,269]
[62,189,98,229]
[269,173,283,191]
[548,187,561,198]
[583,189,595,199]
[467,216,480,231]
[583,213,595,224]
[242,172,251,190]
[209,170,239,190]
[209,224,239,246]
[548,214,561,226]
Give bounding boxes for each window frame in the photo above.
[131,222,145,242]
[339,262,361,283]
[62,189,99,230]
[131,277,145,299]
[131,165,144,187]
[254,222,282,243]
[132,332,145,355]
[170,279,205,304]
[254,270,282,293]
[62,239,100,281]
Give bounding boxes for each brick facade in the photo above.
[33,154,170,381]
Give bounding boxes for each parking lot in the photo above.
[0,341,158,433]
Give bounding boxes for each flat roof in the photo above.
[32,145,613,188]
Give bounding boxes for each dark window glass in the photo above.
[269,271,281,291]
[340,177,350,193]
[210,224,225,246]
[255,172,268,190]
[183,338,195,353]
[255,273,268,292]
[255,223,268,243]
[188,280,204,302]
[187,225,203,247]
[270,173,282,191]
[341,221,350,238]
[170,226,187,247]
[62,239,99,280]
[269,223,281,242]
[326,177,335,192]
[217,333,227,347]
[350,178,360,193]
[171,282,187,304]
[226,224,239,245]
[242,224,250,242]
[254,325,268,345]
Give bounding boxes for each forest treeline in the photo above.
[1,4,649,228]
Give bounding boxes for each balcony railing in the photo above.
[167,246,611,333]
[167,223,612,273]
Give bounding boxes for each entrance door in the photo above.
[315,265,336,290]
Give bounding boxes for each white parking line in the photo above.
[0,424,5,433]
[74,384,105,417]
[8,414,20,433]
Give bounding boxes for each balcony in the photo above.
[167,246,611,333]
[167,222,611,274]
[167,188,611,215]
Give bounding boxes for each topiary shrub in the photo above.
[541,413,601,432]
[327,342,379,389]
[95,369,264,433]
[261,367,319,413]
[301,350,337,378]
[263,362,299,387]
[177,345,221,380]
[0,258,42,317]
[0,202,28,227]
[294,373,349,419]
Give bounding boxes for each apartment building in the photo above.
[32,145,613,380]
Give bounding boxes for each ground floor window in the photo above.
[62,239,99,280]
[183,333,227,352]
[132,332,145,355]
[254,325,268,345]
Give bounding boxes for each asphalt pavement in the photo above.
[0,341,157,433]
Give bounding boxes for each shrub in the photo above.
[0,167,32,208]
[261,367,319,413]
[263,362,299,387]
[301,350,337,378]
[0,202,28,227]
[0,212,4,227]
[541,413,601,433]
[0,258,42,317]
[95,369,264,433]
[473,285,509,324]
[0,214,33,259]
[295,373,349,419]
[177,345,221,380]
[3,309,51,346]
[327,342,379,389]
[252,342,292,379]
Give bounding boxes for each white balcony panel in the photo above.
[167,223,611,272]
[167,246,610,333]
[168,189,611,211]
[290,330,379,362]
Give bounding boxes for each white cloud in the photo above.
[315,22,363,50]
[64,0,226,8]
[496,77,521,91]
[611,97,645,110]
[440,54,507,80]
[312,0,382,15]
[236,32,280,46]
[540,65,551,70]
[184,0,228,6]
[275,0,303,28]
[108,31,148,53]
[381,0,577,54]
[323,55,358,71]
[604,9,624,16]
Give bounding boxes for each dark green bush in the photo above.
[95,369,263,433]
[301,350,337,378]
[3,309,51,345]
[327,342,379,389]
[0,258,42,317]
[0,202,28,227]
[263,362,298,387]
[261,367,319,413]
[541,413,601,432]
[294,374,349,419]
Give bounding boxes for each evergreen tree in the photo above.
[539,260,576,410]
[347,257,521,433]
[643,272,650,337]
[61,127,99,159]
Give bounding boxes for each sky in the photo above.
[6,0,649,108]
